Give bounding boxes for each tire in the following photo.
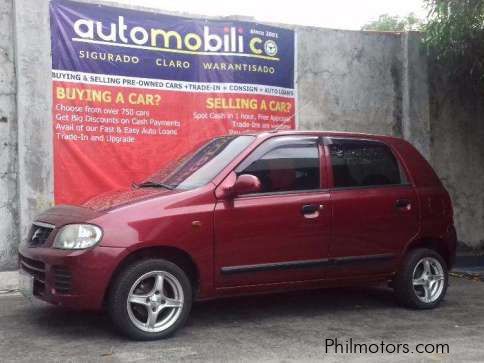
[108,259,193,340]
[393,248,448,309]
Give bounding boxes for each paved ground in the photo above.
[0,276,483,362]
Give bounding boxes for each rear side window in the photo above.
[236,136,320,193]
[329,139,406,188]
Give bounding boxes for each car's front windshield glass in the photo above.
[139,135,255,190]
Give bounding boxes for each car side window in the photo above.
[236,136,320,194]
[329,139,407,188]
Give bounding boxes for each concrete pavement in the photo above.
[0,270,18,294]
[0,276,483,362]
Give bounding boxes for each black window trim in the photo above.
[329,183,413,192]
[235,187,330,200]
[235,135,322,174]
[325,136,411,191]
[232,135,324,197]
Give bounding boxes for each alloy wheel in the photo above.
[412,257,445,304]
[126,270,184,333]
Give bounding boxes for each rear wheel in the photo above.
[393,248,448,309]
[108,259,192,340]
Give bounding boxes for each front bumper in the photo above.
[18,244,126,310]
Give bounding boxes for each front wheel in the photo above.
[108,259,193,340]
[393,248,448,309]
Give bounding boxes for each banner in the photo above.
[50,0,296,204]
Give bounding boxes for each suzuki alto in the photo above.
[19,131,457,340]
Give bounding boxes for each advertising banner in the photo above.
[50,0,296,204]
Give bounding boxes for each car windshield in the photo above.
[138,135,255,190]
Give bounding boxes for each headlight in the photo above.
[53,224,103,250]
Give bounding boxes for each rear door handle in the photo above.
[395,199,411,210]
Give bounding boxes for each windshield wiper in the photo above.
[133,181,174,190]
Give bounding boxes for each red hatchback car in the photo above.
[18,131,456,340]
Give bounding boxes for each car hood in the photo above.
[35,204,104,227]
[33,188,180,228]
[82,187,178,212]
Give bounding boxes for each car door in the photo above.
[325,137,419,277]
[213,135,332,287]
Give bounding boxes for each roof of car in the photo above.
[248,130,402,143]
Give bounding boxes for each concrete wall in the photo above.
[14,0,54,248]
[295,29,431,158]
[296,28,404,136]
[0,0,19,270]
[429,77,484,249]
[0,0,482,270]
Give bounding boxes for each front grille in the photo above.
[53,266,72,294]
[19,254,46,296]
[28,223,54,247]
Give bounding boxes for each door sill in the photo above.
[214,273,394,297]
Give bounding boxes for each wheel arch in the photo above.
[402,237,453,268]
[104,245,200,306]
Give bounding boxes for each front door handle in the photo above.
[395,199,411,211]
[301,204,323,219]
[301,204,318,214]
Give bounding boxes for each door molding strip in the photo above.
[220,253,395,275]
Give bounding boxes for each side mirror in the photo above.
[215,173,262,199]
[232,174,261,196]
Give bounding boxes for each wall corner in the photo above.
[401,32,431,161]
